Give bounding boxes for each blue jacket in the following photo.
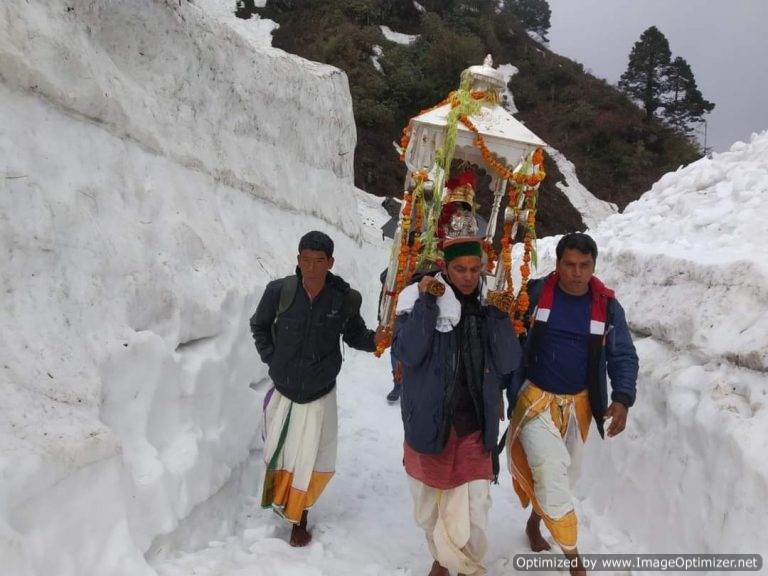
[507,276,639,438]
[393,290,521,454]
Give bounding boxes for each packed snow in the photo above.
[371,45,385,74]
[380,25,420,46]
[533,132,768,560]
[497,63,520,115]
[546,146,618,230]
[0,1,369,574]
[149,350,627,576]
[2,0,767,575]
[526,30,548,45]
[198,0,277,47]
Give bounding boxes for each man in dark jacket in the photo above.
[505,233,638,576]
[392,237,521,576]
[250,231,384,547]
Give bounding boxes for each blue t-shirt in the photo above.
[527,284,591,395]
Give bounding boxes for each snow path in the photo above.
[152,350,630,575]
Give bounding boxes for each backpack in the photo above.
[271,275,361,340]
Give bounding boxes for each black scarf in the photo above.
[448,282,486,435]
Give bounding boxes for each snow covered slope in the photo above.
[581,132,768,558]
[0,2,386,575]
[533,132,768,559]
[546,146,618,230]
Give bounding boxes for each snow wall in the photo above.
[0,2,386,575]
[3,0,767,573]
[532,133,768,560]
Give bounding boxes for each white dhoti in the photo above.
[507,381,591,551]
[260,387,337,523]
[408,477,491,576]
[519,402,585,521]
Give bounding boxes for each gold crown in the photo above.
[442,183,475,206]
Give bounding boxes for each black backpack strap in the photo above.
[271,275,299,340]
[341,289,362,328]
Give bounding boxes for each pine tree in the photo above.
[663,56,715,136]
[618,26,672,120]
[234,0,257,19]
[506,0,551,42]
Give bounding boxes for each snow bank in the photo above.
[579,133,768,557]
[595,134,768,371]
[380,25,419,46]
[497,63,519,114]
[526,30,548,44]
[0,1,386,575]
[546,146,618,229]
[371,45,384,74]
[530,132,768,558]
[0,0,360,237]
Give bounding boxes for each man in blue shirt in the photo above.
[505,233,638,576]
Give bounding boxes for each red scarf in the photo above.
[533,272,614,336]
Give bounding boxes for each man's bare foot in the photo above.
[565,549,586,576]
[526,511,551,552]
[427,560,449,576]
[289,510,311,547]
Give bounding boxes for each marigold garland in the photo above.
[511,156,544,334]
[398,90,500,161]
[481,240,496,273]
[459,112,547,333]
[392,74,548,338]
[375,171,429,357]
[409,197,424,277]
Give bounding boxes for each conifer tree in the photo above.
[507,0,551,41]
[234,0,257,19]
[663,56,715,136]
[618,26,672,120]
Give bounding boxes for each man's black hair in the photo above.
[298,230,334,258]
[555,232,598,261]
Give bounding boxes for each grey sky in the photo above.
[545,0,768,152]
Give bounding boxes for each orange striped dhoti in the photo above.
[506,381,592,551]
[261,387,337,523]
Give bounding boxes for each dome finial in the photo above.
[466,55,505,92]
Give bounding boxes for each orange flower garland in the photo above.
[460,115,516,181]
[394,191,413,302]
[409,199,423,277]
[481,240,497,273]
[374,190,414,357]
[395,84,547,337]
[398,91,499,162]
[375,171,431,357]
[515,232,533,334]
[513,151,545,335]
[455,137,546,335]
